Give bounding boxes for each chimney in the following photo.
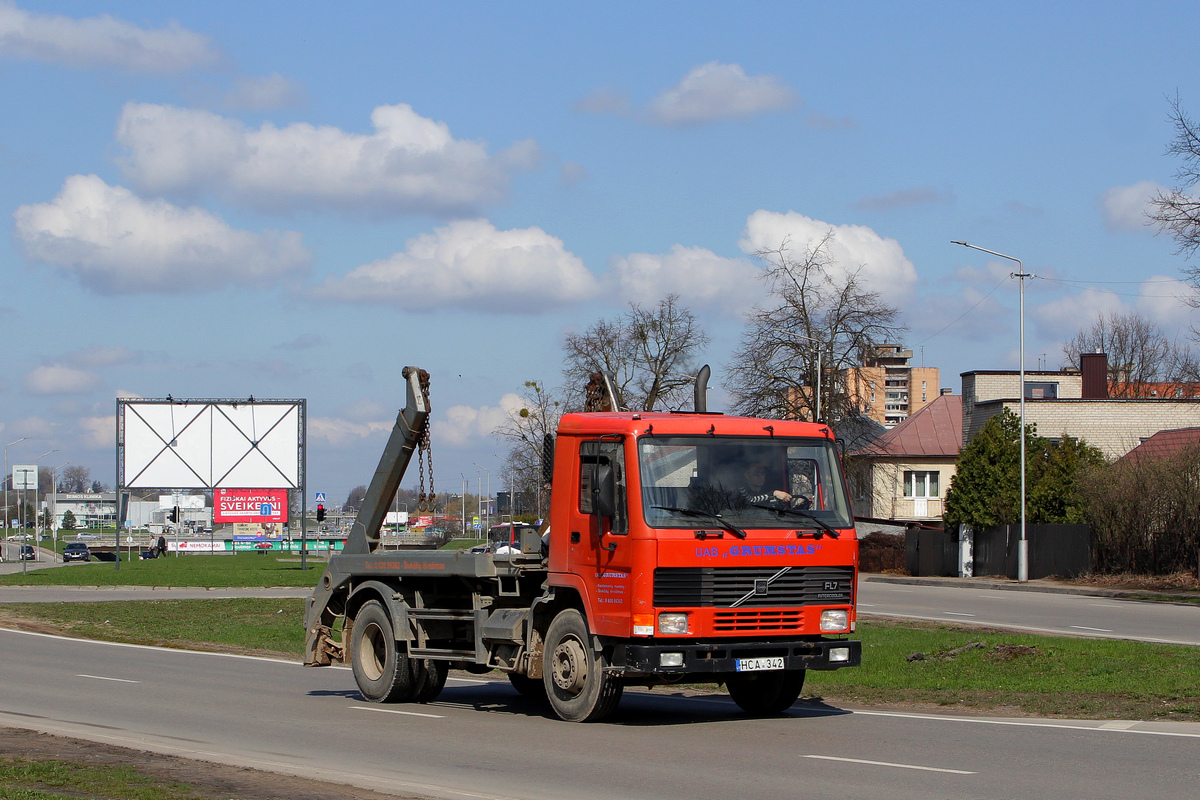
[1080,353,1108,399]
[940,388,952,396]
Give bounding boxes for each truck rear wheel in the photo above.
[351,600,415,703]
[542,609,623,722]
[727,669,806,715]
[412,659,448,703]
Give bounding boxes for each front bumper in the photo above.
[618,638,861,674]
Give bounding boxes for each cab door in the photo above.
[570,437,633,635]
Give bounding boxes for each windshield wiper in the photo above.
[749,504,840,539]
[652,506,747,539]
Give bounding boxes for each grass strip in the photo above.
[3,600,1198,721]
[0,757,205,800]
[0,552,320,588]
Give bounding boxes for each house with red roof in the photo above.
[849,391,962,522]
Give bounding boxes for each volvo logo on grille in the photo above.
[754,578,769,595]
[824,581,839,591]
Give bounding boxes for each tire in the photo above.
[350,600,415,703]
[411,659,448,703]
[727,669,806,715]
[508,672,547,701]
[542,609,623,722]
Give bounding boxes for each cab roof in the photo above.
[557,411,834,440]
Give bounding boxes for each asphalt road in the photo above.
[0,628,1196,800]
[859,577,1200,646]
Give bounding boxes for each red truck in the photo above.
[304,367,860,721]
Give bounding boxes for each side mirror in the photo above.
[593,463,616,518]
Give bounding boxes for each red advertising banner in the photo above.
[214,488,288,523]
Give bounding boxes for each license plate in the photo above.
[735,656,785,672]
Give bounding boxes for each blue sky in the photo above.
[3,1,1199,505]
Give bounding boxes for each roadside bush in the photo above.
[859,531,906,573]
[1077,445,1200,575]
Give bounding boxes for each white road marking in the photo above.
[861,612,1200,647]
[944,612,976,617]
[1088,603,1121,608]
[890,589,914,593]
[858,603,876,607]
[848,709,1200,739]
[350,705,444,719]
[804,755,974,774]
[1070,625,1114,632]
[77,674,140,683]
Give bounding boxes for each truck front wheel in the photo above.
[351,600,415,703]
[726,669,806,715]
[542,609,623,722]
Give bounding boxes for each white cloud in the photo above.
[647,62,797,126]
[314,219,600,310]
[13,174,310,294]
[67,345,136,368]
[1135,274,1195,328]
[116,102,539,215]
[1100,180,1164,231]
[0,1,219,72]
[738,210,918,300]
[611,245,761,313]
[308,417,393,448]
[78,415,114,449]
[224,73,307,111]
[431,394,522,447]
[24,364,102,395]
[1031,288,1127,338]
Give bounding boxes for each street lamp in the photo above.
[3,437,29,562]
[49,462,69,562]
[31,449,59,569]
[952,240,1031,583]
[472,462,491,533]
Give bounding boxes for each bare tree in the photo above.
[344,484,367,512]
[562,294,710,411]
[1150,96,1200,267]
[1062,311,1198,394]
[724,233,906,431]
[494,380,564,517]
[59,465,90,493]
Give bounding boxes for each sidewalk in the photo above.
[864,572,1200,601]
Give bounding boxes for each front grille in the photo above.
[713,609,803,632]
[654,565,853,608]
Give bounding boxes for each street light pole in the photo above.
[952,241,1031,583]
[31,449,59,571]
[3,437,29,562]
[50,462,68,563]
[472,462,490,533]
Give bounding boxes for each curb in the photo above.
[863,574,1200,602]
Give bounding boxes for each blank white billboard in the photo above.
[119,400,301,489]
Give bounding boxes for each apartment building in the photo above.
[843,344,939,427]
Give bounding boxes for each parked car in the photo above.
[6,533,32,541]
[63,542,91,562]
[75,532,98,540]
[18,545,35,560]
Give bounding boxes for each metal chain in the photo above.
[416,370,434,513]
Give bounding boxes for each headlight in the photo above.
[659,652,685,667]
[829,646,851,663]
[820,609,849,632]
[658,612,689,634]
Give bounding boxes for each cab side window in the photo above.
[579,439,628,535]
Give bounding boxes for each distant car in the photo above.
[75,532,98,540]
[63,542,91,562]
[6,533,32,541]
[18,544,35,560]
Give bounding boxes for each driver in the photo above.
[741,462,811,509]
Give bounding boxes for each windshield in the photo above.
[639,435,853,530]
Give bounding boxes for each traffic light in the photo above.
[168,507,179,523]
[316,504,325,522]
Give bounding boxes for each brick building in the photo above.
[961,353,1200,459]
